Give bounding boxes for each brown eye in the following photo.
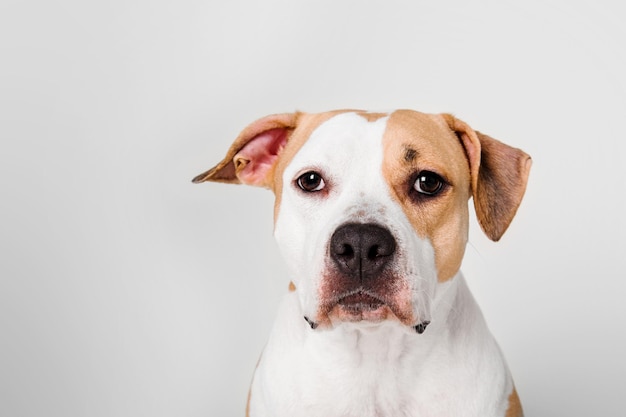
[296,171,325,192]
[413,171,444,196]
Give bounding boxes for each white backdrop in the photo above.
[1,0,625,416]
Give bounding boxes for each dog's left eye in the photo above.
[413,171,445,196]
[296,171,325,192]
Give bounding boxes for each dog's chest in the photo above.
[268,325,440,417]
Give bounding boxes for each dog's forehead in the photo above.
[288,112,388,169]
[283,110,461,173]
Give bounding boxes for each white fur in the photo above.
[250,113,514,417]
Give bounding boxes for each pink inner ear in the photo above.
[234,128,289,186]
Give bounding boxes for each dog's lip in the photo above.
[336,290,385,310]
[318,287,417,328]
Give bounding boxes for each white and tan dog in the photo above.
[193,109,531,417]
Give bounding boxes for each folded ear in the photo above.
[443,114,532,241]
[192,113,298,188]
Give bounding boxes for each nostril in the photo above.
[332,241,355,259]
[374,240,395,258]
[367,245,380,260]
[339,244,354,258]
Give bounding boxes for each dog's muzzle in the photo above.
[302,222,431,334]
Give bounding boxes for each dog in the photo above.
[193,109,531,417]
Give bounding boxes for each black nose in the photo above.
[330,223,396,280]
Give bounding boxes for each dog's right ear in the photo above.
[192,113,299,188]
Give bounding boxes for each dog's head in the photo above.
[194,110,531,332]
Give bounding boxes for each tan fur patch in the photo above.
[381,110,471,282]
[288,281,296,292]
[245,386,251,417]
[505,388,523,417]
[356,111,388,122]
[246,352,264,417]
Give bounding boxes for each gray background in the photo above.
[1,0,625,416]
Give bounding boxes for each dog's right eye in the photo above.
[296,171,325,192]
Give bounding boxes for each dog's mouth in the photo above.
[322,289,395,323]
[309,287,428,333]
[337,291,385,312]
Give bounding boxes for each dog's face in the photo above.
[193,110,531,332]
[272,111,472,330]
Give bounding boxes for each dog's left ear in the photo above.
[192,113,299,188]
[443,114,532,242]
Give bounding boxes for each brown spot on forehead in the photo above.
[404,146,418,162]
